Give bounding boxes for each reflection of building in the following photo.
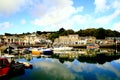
[59,53,79,59]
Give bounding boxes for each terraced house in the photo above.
[0,32,52,47]
[0,36,18,44]
[53,34,96,47]
[105,37,120,44]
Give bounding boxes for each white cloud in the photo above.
[58,14,92,30]
[33,13,89,31]
[30,0,74,16]
[21,19,26,25]
[112,0,120,10]
[96,63,120,77]
[0,0,120,32]
[92,0,120,31]
[95,10,120,25]
[31,0,73,17]
[0,22,12,30]
[114,59,120,63]
[33,59,75,80]
[32,6,75,26]
[32,0,75,25]
[63,59,93,73]
[75,6,84,13]
[31,0,85,30]
[94,0,110,13]
[112,22,120,31]
[31,0,120,31]
[0,0,27,16]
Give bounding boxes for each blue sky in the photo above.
[0,0,120,34]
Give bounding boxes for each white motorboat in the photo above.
[53,46,73,51]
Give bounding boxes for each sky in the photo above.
[0,0,120,35]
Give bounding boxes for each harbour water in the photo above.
[6,49,120,80]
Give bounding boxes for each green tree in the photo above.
[48,32,59,41]
[114,31,120,37]
[66,29,74,34]
[58,28,68,36]
[105,29,115,37]
[58,28,65,34]
[59,31,68,36]
[36,31,42,35]
[95,28,105,39]
[76,29,82,36]
[5,33,13,36]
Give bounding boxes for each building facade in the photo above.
[53,34,96,46]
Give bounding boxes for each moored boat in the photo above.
[31,48,42,56]
[53,46,73,51]
[30,47,53,56]
[0,57,10,77]
[0,56,25,78]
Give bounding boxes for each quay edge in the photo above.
[69,44,120,49]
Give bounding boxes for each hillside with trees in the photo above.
[48,28,120,40]
[76,28,120,39]
[2,28,120,41]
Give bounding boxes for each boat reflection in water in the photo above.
[4,48,120,80]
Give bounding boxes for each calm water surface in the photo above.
[8,49,120,80]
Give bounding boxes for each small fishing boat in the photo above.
[42,48,53,55]
[31,48,42,56]
[32,48,53,55]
